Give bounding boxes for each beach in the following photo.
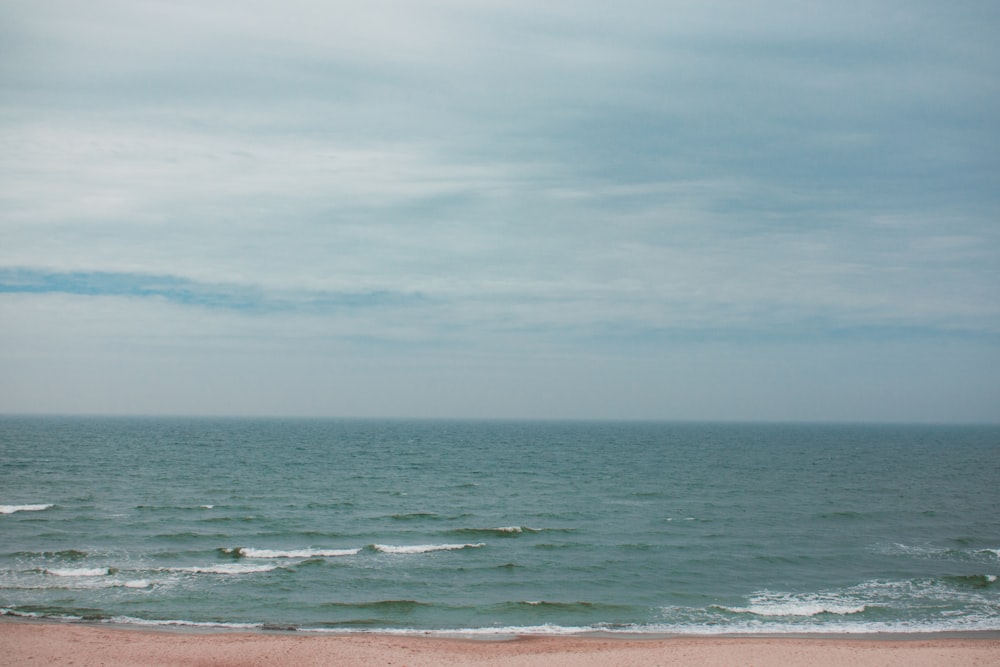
[3,622,1000,666]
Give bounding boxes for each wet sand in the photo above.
[3,620,999,666]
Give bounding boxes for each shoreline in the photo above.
[6,613,1000,639]
[4,618,1000,667]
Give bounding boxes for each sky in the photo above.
[1,1,998,422]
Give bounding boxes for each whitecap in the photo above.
[237,547,360,559]
[372,543,485,554]
[44,567,109,577]
[0,504,53,514]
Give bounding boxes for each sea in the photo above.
[2,416,998,636]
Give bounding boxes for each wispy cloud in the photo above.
[0,268,424,313]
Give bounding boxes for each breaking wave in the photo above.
[222,547,361,559]
[170,564,279,575]
[371,543,485,554]
[43,567,111,577]
[0,504,53,515]
[717,595,868,617]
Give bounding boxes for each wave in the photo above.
[12,549,88,560]
[3,578,151,592]
[321,600,430,611]
[135,504,219,512]
[1,608,92,622]
[818,511,864,520]
[170,563,278,575]
[718,601,867,617]
[885,543,1000,563]
[107,615,264,630]
[634,616,1000,636]
[43,567,111,577]
[371,543,484,554]
[941,574,998,589]
[704,572,1000,626]
[152,531,231,542]
[494,600,631,614]
[0,504,53,514]
[197,516,260,525]
[446,526,540,538]
[222,547,361,559]
[718,590,873,618]
[533,543,584,550]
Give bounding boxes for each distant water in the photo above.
[2,416,998,635]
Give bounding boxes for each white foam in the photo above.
[643,613,1000,635]
[2,609,84,622]
[725,601,867,617]
[107,615,263,630]
[0,504,53,514]
[721,591,867,617]
[122,579,151,588]
[237,547,361,559]
[372,543,485,554]
[172,563,278,575]
[44,567,110,577]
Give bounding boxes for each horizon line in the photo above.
[2,412,997,427]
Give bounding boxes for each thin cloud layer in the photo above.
[1,1,998,420]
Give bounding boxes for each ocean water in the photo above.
[1,416,998,635]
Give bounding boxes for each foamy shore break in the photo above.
[3,621,999,666]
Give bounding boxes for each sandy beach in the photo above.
[3,621,999,666]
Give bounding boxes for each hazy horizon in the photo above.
[3,412,998,427]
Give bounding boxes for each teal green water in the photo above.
[1,417,998,634]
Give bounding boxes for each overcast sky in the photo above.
[1,1,998,421]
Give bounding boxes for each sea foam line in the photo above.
[106,616,264,630]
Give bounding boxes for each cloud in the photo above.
[1,0,998,419]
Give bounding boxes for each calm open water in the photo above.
[1,416,998,635]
